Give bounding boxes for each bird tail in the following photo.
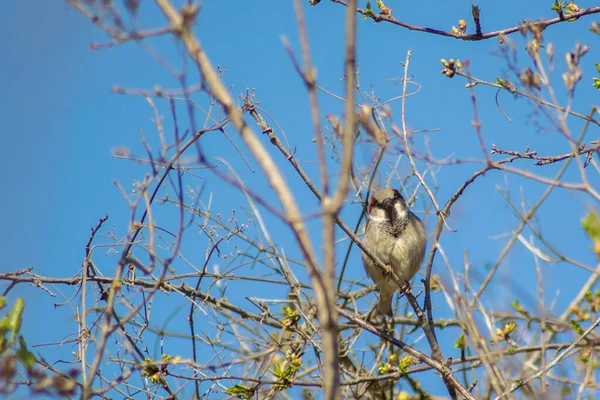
[377,295,393,316]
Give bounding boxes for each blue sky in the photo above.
[2,1,599,398]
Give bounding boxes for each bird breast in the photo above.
[363,212,426,282]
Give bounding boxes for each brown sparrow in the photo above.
[361,188,426,315]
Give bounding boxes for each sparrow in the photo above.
[361,188,427,316]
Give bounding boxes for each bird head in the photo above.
[367,188,409,234]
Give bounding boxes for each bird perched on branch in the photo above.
[362,188,426,316]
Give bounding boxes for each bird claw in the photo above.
[384,264,393,281]
[399,281,412,296]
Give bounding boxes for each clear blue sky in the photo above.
[1,1,598,398]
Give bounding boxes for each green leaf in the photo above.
[17,336,36,370]
[453,334,466,350]
[364,2,374,18]
[5,298,24,343]
[471,4,481,20]
[551,1,566,13]
[397,356,415,374]
[225,384,255,399]
[272,362,283,378]
[582,210,600,241]
[510,299,529,316]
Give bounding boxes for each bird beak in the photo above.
[380,198,395,210]
[381,198,396,223]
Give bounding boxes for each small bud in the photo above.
[458,19,467,32]
[113,147,131,157]
[378,363,392,375]
[566,3,580,14]
[520,67,541,91]
[503,322,516,335]
[377,0,392,15]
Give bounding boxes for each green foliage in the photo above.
[494,77,517,93]
[0,297,24,347]
[490,322,516,344]
[140,354,176,385]
[0,297,30,366]
[510,299,530,317]
[378,362,391,375]
[364,1,374,19]
[141,358,162,384]
[271,355,302,391]
[454,333,467,350]
[378,354,416,375]
[471,4,480,20]
[582,210,600,239]
[16,336,35,370]
[592,63,600,90]
[282,306,301,327]
[582,209,600,258]
[225,384,255,399]
[0,297,77,397]
[551,1,567,14]
[397,355,416,374]
[376,0,392,15]
[570,319,584,335]
[551,1,580,19]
